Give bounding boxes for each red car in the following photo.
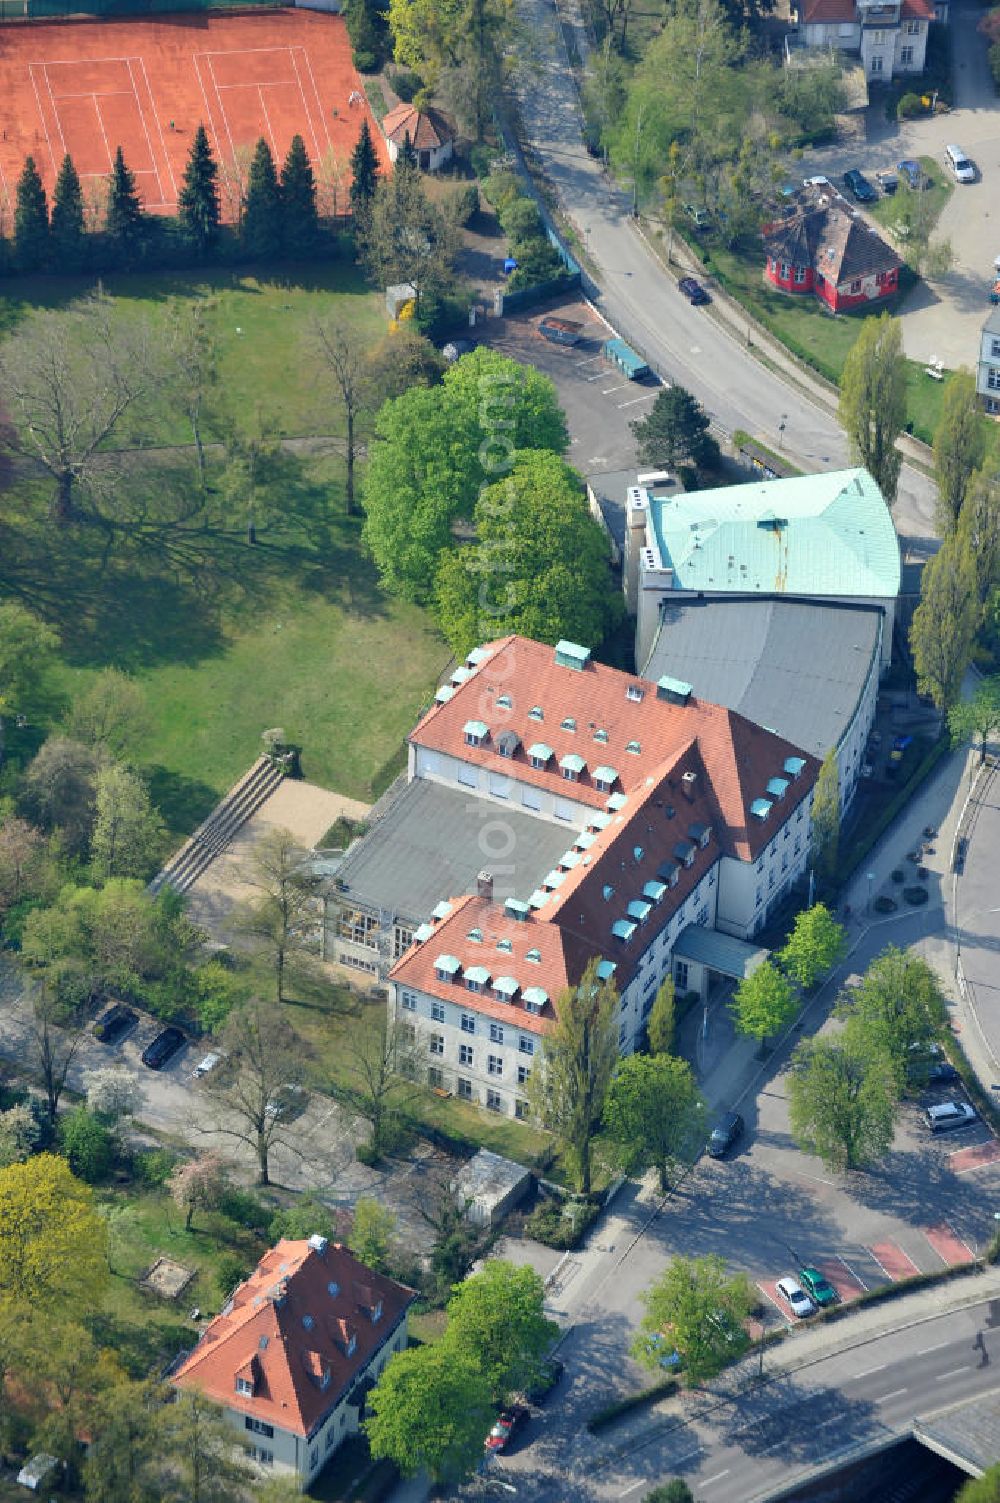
[484,1405,530,1453]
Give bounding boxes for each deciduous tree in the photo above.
[0,1104,40,1168]
[646,976,676,1055]
[308,314,378,514]
[631,385,719,472]
[838,312,906,508]
[0,1153,107,1312]
[957,467,1000,606]
[167,301,219,489]
[27,991,90,1126]
[14,155,48,270]
[0,601,60,734]
[168,1153,229,1230]
[20,736,100,855]
[838,945,947,1085]
[82,1379,159,1503]
[177,125,221,259]
[633,1253,754,1383]
[280,134,318,252]
[958,1462,1000,1503]
[950,675,1000,763]
[444,1261,557,1402]
[230,827,317,1004]
[356,160,460,308]
[788,1034,896,1171]
[528,959,619,1195]
[67,668,150,761]
[730,960,797,1045]
[810,746,840,884]
[910,533,980,710]
[603,1052,704,1192]
[50,154,84,270]
[243,138,282,260]
[90,763,164,881]
[778,903,847,991]
[933,372,986,534]
[155,1389,254,1503]
[59,1105,115,1184]
[434,450,620,657]
[366,1343,494,1483]
[348,1197,398,1271]
[205,1000,305,1185]
[84,1066,140,1135]
[346,1010,417,1157]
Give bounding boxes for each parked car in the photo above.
[843,169,877,203]
[265,1082,308,1122]
[954,836,968,874]
[925,1100,977,1133]
[944,144,976,183]
[898,159,930,191]
[678,276,710,305]
[526,1356,565,1403]
[707,1110,744,1158]
[93,1002,138,1045]
[484,1405,530,1453]
[775,1275,816,1319]
[141,1026,187,1070]
[683,203,710,229]
[875,169,898,195]
[798,1267,837,1307]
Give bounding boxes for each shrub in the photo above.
[481,169,522,211]
[586,1374,679,1433]
[59,1105,114,1184]
[873,895,898,914]
[507,238,567,290]
[525,1194,600,1249]
[133,1146,177,1187]
[270,1196,334,1241]
[355,1141,379,1167]
[216,1251,253,1301]
[452,184,480,227]
[891,869,905,884]
[392,69,423,102]
[904,885,929,905]
[218,1187,272,1231]
[897,92,924,118]
[498,196,543,241]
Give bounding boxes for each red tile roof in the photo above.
[395,638,818,1006]
[172,1240,415,1438]
[799,0,854,21]
[763,196,901,287]
[382,103,456,150]
[901,0,934,18]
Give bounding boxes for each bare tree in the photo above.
[316,147,351,221]
[217,144,255,231]
[82,176,110,234]
[308,317,378,515]
[28,991,88,1126]
[0,298,159,523]
[204,999,305,1185]
[345,1007,418,1157]
[168,300,219,489]
[230,827,318,1004]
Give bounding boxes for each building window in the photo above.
[697,906,709,926]
[991,339,1000,358]
[236,1377,253,1396]
[906,17,919,30]
[989,366,1000,391]
[768,870,776,890]
[755,887,763,908]
[488,1054,503,1077]
[900,44,914,63]
[529,755,546,770]
[326,1428,337,1450]
[486,1089,504,1112]
[490,1022,504,1043]
[461,1013,476,1034]
[458,1076,473,1100]
[393,925,413,960]
[401,991,417,1012]
[870,53,884,72]
[431,1001,445,1022]
[428,1066,443,1088]
[519,1035,535,1055]
[429,1033,444,1056]
[251,1447,274,1466]
[850,279,862,294]
[793,265,807,284]
[337,909,378,949]
[246,1418,275,1438]
[517,1064,532,1085]
[465,978,481,993]
[529,705,544,721]
[562,765,578,782]
[781,853,788,872]
[515,1099,529,1119]
[780,261,790,279]
[459,1043,474,1066]
[310,1447,319,1469]
[675,961,689,990]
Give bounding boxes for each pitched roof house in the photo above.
[381,103,456,171]
[762,192,902,312]
[171,1237,415,1487]
[791,0,941,80]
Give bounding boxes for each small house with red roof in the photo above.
[381,102,456,171]
[793,0,941,79]
[171,1236,415,1486]
[762,188,902,312]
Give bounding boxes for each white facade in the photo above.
[716,794,814,941]
[977,311,1000,415]
[409,741,593,831]
[798,1,929,77]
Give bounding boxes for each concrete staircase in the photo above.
[150,756,285,898]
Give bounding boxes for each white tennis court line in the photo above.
[50,88,134,98]
[293,44,332,161]
[92,94,114,173]
[288,47,322,164]
[26,66,56,175]
[191,51,228,169]
[198,53,237,166]
[256,82,278,159]
[126,56,165,204]
[137,55,177,200]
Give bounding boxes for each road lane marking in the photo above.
[939,1366,972,1380]
[702,1472,730,1486]
[916,1342,950,1355]
[618,394,656,408]
[874,1388,908,1402]
[618,1483,645,1497]
[851,1364,887,1380]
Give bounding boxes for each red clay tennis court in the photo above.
[0,9,389,217]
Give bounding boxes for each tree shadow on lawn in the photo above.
[144,765,225,836]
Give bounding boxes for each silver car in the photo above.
[775,1275,816,1319]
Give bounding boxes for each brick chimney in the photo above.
[477,870,493,901]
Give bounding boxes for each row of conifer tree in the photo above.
[3,117,383,274]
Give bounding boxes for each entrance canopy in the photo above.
[673,925,768,981]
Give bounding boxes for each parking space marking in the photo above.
[575,354,603,366]
[916,1341,950,1355]
[601,384,628,394]
[818,1255,867,1302]
[949,1137,1000,1173]
[756,1278,790,1321]
[702,1472,730,1487]
[939,1366,972,1381]
[852,1364,886,1380]
[924,1221,975,1266]
[874,1388,908,1403]
[868,1241,921,1280]
[618,394,657,409]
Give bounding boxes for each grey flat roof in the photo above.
[642,596,882,761]
[587,468,682,551]
[673,924,769,980]
[327,778,573,926]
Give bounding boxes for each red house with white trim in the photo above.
[762,194,902,313]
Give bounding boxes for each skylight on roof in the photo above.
[497,693,512,709]
[594,728,609,743]
[467,927,483,943]
[626,740,642,755]
[497,937,513,953]
[626,684,644,702]
[528,706,544,721]
[526,947,542,963]
[561,717,577,732]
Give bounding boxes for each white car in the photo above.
[775,1276,817,1319]
[925,1100,977,1133]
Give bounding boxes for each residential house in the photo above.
[382,635,819,1117]
[791,0,939,80]
[380,103,456,171]
[171,1236,415,1488]
[976,305,1000,415]
[762,187,902,312]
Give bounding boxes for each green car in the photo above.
[798,1267,837,1307]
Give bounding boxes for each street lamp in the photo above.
[867,870,875,914]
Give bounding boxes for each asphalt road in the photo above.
[489,1296,1000,1502]
[512,0,939,548]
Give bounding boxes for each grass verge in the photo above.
[586,1374,679,1433]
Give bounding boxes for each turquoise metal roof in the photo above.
[612,918,637,941]
[467,647,489,665]
[555,639,591,669]
[784,756,807,777]
[594,765,618,784]
[435,953,461,974]
[544,869,567,889]
[529,888,551,908]
[589,811,613,830]
[648,468,900,599]
[435,684,455,703]
[576,831,598,850]
[750,798,773,820]
[607,792,628,811]
[464,719,489,739]
[627,899,652,922]
[559,849,582,869]
[673,924,768,980]
[431,900,453,920]
[643,879,667,902]
[413,922,434,942]
[493,975,519,995]
[528,742,554,762]
[560,752,587,774]
[767,776,790,798]
[523,985,548,1007]
[465,965,490,986]
[596,959,617,981]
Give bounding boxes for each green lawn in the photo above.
[867,154,952,241]
[1,263,450,832]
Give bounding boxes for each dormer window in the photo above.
[626,740,641,755]
[594,728,609,743]
[562,765,578,782]
[347,1335,357,1357]
[372,1301,383,1323]
[464,719,489,747]
[236,1377,253,1397]
[528,705,544,721]
[561,716,577,732]
[626,684,644,702]
[497,694,512,709]
[526,947,541,964]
